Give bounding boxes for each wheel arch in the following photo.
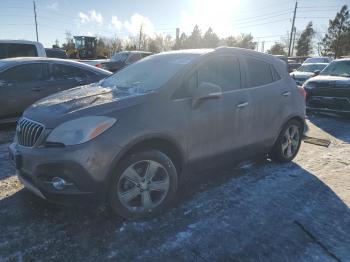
[107,134,186,183]
[273,114,306,146]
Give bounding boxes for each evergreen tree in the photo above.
[186,25,202,48]
[296,22,315,56]
[267,42,287,55]
[202,27,220,48]
[322,5,350,58]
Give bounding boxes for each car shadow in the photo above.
[0,158,349,261]
[307,112,350,144]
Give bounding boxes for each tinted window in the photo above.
[245,57,273,87]
[1,63,44,83]
[198,56,240,92]
[45,48,67,59]
[0,43,38,59]
[50,64,86,80]
[270,65,281,81]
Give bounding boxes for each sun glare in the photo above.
[181,0,241,36]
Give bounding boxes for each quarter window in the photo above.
[245,57,274,87]
[198,56,241,92]
[50,64,86,80]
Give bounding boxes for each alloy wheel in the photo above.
[117,160,170,211]
[281,124,300,158]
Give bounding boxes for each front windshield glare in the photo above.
[298,64,326,73]
[112,52,128,62]
[101,53,200,91]
[320,60,350,77]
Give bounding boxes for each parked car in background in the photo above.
[303,58,350,115]
[80,59,109,68]
[290,63,328,85]
[45,48,68,59]
[288,62,302,73]
[100,51,152,72]
[0,40,46,59]
[9,47,306,219]
[0,57,111,124]
[303,57,332,64]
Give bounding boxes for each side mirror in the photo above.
[293,69,297,72]
[313,70,320,76]
[192,82,222,108]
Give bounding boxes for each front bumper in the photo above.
[9,137,122,206]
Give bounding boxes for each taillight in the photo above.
[95,64,102,68]
[298,86,307,101]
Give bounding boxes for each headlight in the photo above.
[46,116,116,146]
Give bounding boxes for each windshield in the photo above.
[111,52,129,62]
[297,64,327,73]
[320,60,350,77]
[304,57,328,63]
[101,53,201,91]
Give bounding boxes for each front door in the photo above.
[173,55,251,167]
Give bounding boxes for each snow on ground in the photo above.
[0,114,349,261]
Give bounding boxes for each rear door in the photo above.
[0,63,48,118]
[46,63,91,93]
[240,55,285,149]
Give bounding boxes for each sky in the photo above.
[0,0,348,51]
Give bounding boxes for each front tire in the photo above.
[108,150,178,219]
[270,120,302,162]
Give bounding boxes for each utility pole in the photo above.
[291,26,296,56]
[288,1,297,56]
[138,24,143,50]
[261,41,265,53]
[33,0,39,42]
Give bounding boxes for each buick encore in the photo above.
[9,47,307,219]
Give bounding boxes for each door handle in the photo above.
[282,91,291,97]
[237,102,248,108]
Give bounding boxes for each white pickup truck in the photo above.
[0,40,46,59]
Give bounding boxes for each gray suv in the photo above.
[9,47,307,219]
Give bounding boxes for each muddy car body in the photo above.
[9,47,307,218]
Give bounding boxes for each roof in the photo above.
[302,62,329,65]
[0,57,111,74]
[0,39,42,45]
[334,57,350,62]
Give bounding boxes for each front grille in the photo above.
[16,118,45,147]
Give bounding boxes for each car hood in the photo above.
[305,75,350,87]
[290,71,314,78]
[24,83,152,127]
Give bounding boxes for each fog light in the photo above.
[52,177,67,190]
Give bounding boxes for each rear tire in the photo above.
[108,150,178,219]
[270,120,302,163]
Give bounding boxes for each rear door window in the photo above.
[1,63,45,83]
[244,57,274,87]
[198,56,241,92]
[50,64,87,80]
[0,43,38,59]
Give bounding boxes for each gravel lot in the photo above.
[0,114,349,261]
